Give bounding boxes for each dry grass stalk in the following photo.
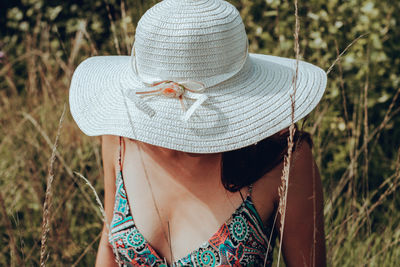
[276,124,296,267]
[52,24,69,58]
[0,50,44,77]
[370,86,400,149]
[26,35,37,94]
[39,103,66,266]
[0,192,22,267]
[81,27,99,56]
[22,112,74,178]
[275,0,300,266]
[362,46,371,234]
[350,88,362,221]
[310,104,329,136]
[68,20,86,70]
[341,161,400,240]
[396,146,400,176]
[120,0,131,54]
[71,232,102,267]
[326,33,369,75]
[104,0,122,55]
[366,238,400,265]
[74,172,107,222]
[22,110,106,216]
[324,88,400,213]
[0,114,30,154]
[91,140,103,174]
[353,171,400,237]
[74,171,122,266]
[37,64,57,104]
[12,212,27,265]
[1,52,18,95]
[23,181,80,263]
[334,40,351,137]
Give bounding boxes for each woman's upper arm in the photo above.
[101,135,119,226]
[277,141,327,267]
[95,135,120,267]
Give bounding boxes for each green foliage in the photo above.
[0,0,399,266]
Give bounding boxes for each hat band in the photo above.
[136,80,208,122]
[126,40,249,122]
[130,39,249,88]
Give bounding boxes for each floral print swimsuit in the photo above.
[108,140,276,266]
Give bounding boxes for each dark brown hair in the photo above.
[221,124,312,192]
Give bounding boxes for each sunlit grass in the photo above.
[1,0,399,266]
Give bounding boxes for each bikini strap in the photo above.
[239,190,245,201]
[118,136,123,172]
[248,183,254,197]
[239,183,254,201]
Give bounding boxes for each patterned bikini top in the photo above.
[108,140,276,266]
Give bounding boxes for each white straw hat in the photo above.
[69,0,327,153]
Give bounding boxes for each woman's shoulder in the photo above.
[101,135,121,174]
[254,139,316,205]
[101,135,119,147]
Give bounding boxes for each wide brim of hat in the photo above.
[69,53,327,153]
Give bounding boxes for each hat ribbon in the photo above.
[130,80,207,122]
[127,40,249,122]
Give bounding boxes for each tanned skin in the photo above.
[95,130,326,267]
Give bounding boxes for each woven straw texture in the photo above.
[69,0,327,153]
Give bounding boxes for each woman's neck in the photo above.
[135,140,222,185]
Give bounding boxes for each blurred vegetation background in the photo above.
[0,0,399,266]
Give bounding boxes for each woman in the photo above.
[69,0,327,266]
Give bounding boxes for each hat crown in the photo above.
[132,0,248,85]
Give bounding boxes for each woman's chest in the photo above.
[116,171,277,264]
[109,172,277,266]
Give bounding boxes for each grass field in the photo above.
[1,0,399,266]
